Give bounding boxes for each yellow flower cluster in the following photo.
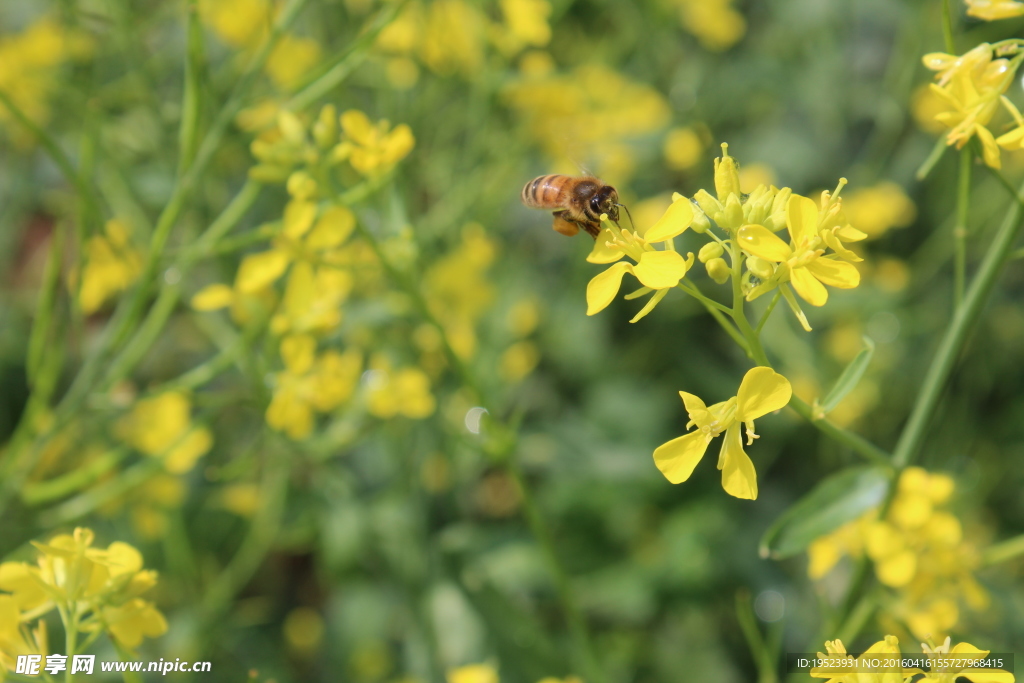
[504,63,670,183]
[808,468,987,640]
[965,0,1024,20]
[585,145,864,330]
[196,105,426,439]
[199,0,321,90]
[810,635,1013,683]
[423,223,496,360]
[77,219,143,315]
[922,41,1024,169]
[0,16,91,141]
[115,391,213,473]
[671,0,746,51]
[374,0,553,86]
[0,528,166,674]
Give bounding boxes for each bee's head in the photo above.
[591,185,619,222]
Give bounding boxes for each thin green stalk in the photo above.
[736,591,778,683]
[64,605,79,683]
[953,148,971,308]
[22,448,129,506]
[980,533,1024,566]
[677,280,748,351]
[892,177,1024,468]
[941,0,956,54]
[27,224,65,384]
[177,0,206,178]
[755,291,782,335]
[285,0,406,111]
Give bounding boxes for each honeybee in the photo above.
[521,174,619,238]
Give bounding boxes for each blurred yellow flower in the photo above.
[0,17,91,140]
[920,636,1015,683]
[199,0,271,48]
[0,596,47,680]
[923,44,1022,168]
[265,34,322,91]
[911,84,952,134]
[78,219,143,315]
[365,357,436,419]
[420,0,487,76]
[448,664,499,683]
[499,341,540,382]
[283,607,325,656]
[115,392,213,474]
[808,468,989,640]
[505,63,670,182]
[674,0,746,51]
[494,0,552,56]
[663,127,704,170]
[811,635,915,683]
[0,528,166,649]
[653,367,792,500]
[100,599,168,648]
[964,0,1024,19]
[424,224,496,359]
[266,335,363,439]
[335,110,416,176]
[841,182,916,239]
[219,482,263,517]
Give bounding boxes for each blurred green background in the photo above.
[1,0,1024,681]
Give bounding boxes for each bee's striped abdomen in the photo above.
[521,174,567,209]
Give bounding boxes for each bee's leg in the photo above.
[581,220,601,239]
[551,210,581,237]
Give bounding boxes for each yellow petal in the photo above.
[977,124,1002,169]
[653,431,710,484]
[736,367,792,420]
[790,266,828,306]
[586,228,626,264]
[787,194,819,244]
[719,424,757,499]
[164,427,213,474]
[679,391,708,415]
[875,549,917,587]
[632,250,688,289]
[805,258,860,288]
[643,198,694,242]
[586,262,633,316]
[190,284,234,311]
[281,334,317,374]
[306,205,355,249]
[737,224,792,262]
[284,199,318,238]
[236,249,290,293]
[340,109,374,145]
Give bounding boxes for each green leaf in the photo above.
[759,465,892,560]
[819,337,875,414]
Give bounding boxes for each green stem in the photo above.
[676,281,748,351]
[755,291,782,335]
[788,396,892,466]
[891,177,1024,469]
[953,148,971,309]
[22,448,129,506]
[980,533,1024,567]
[0,89,104,228]
[65,604,79,683]
[941,0,956,54]
[178,0,205,179]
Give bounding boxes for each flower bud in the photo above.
[287,171,318,200]
[249,164,291,183]
[706,257,731,284]
[714,143,741,202]
[313,105,338,149]
[690,207,711,233]
[768,187,793,231]
[715,193,745,230]
[694,189,723,218]
[698,241,724,263]
[746,255,773,279]
[277,111,306,147]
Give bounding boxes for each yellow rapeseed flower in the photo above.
[266,335,363,439]
[78,219,143,315]
[0,596,47,680]
[585,197,695,322]
[738,193,861,308]
[923,43,1022,168]
[265,34,322,91]
[334,110,416,176]
[653,367,792,500]
[447,664,499,683]
[365,356,436,419]
[919,637,1016,683]
[810,636,918,683]
[115,392,213,474]
[841,183,916,239]
[965,0,1024,20]
[673,0,746,51]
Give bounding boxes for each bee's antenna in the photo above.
[616,203,636,232]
